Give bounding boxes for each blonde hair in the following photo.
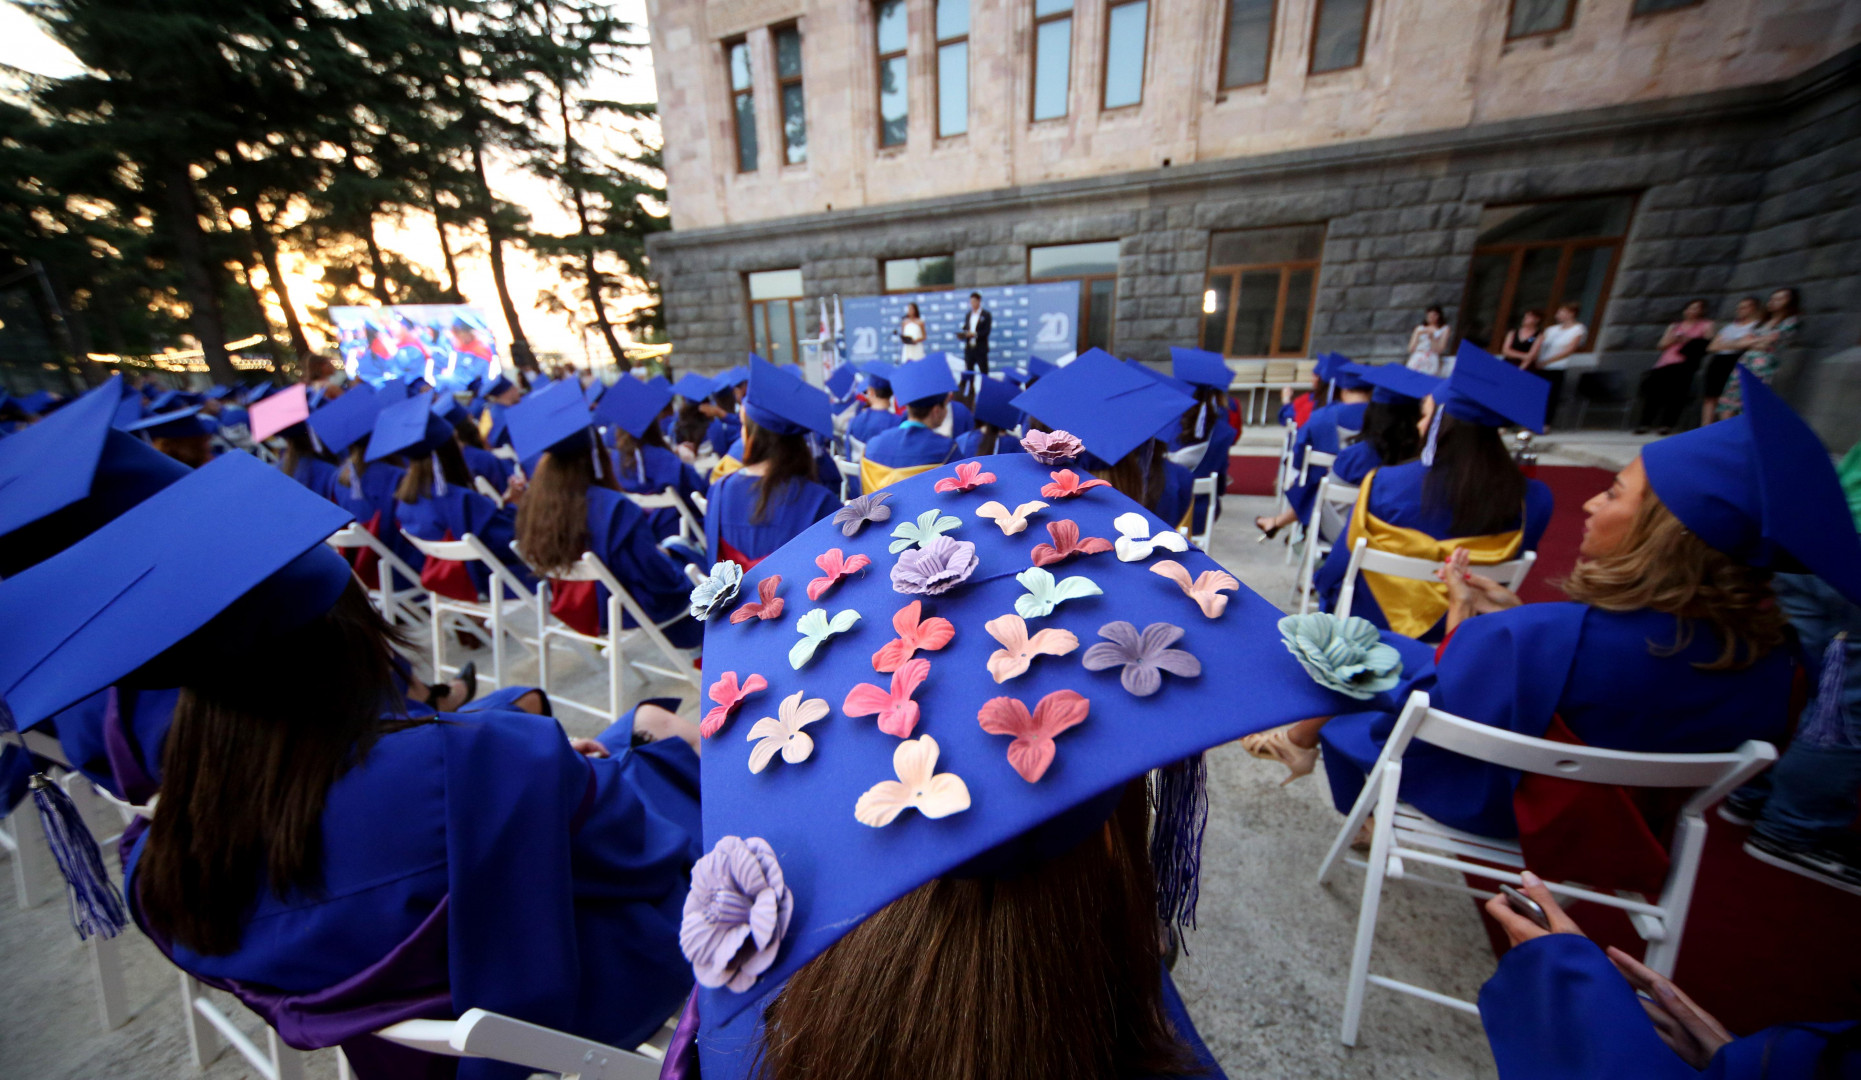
[1561,492,1786,670]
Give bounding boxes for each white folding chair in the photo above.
[625,487,704,548]
[179,974,310,1080]
[833,457,861,502]
[368,1008,662,1080]
[516,546,701,722]
[689,488,708,516]
[1167,442,1207,470]
[1296,477,1360,614]
[491,445,519,462]
[847,435,866,462]
[1317,690,1777,1046]
[399,531,539,691]
[1284,446,1337,565]
[474,475,506,508]
[1185,475,1218,549]
[1334,537,1537,623]
[326,524,429,629]
[1,796,56,912]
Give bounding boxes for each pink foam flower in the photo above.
[807,548,872,601]
[1041,469,1112,500]
[977,690,1090,783]
[842,657,931,738]
[1029,519,1114,567]
[701,671,768,738]
[1021,429,1084,464]
[933,460,998,494]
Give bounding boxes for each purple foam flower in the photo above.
[1021,429,1084,464]
[891,534,980,595]
[1081,621,1202,697]
[833,491,894,537]
[680,835,794,993]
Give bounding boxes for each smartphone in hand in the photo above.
[1500,884,1551,930]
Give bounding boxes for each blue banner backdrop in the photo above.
[840,282,1081,369]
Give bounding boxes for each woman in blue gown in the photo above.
[702,361,840,569]
[703,368,748,454]
[307,383,423,583]
[845,362,902,447]
[596,377,706,543]
[0,454,704,1080]
[507,383,700,648]
[951,375,1022,458]
[1324,364,1433,486]
[436,393,513,497]
[1258,356,1372,538]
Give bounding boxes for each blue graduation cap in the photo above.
[17,390,59,414]
[480,373,515,400]
[743,356,832,438]
[305,382,382,455]
[1011,349,1196,466]
[1437,342,1548,432]
[1125,359,1197,400]
[971,376,1023,432]
[205,385,236,401]
[365,391,455,462]
[715,365,752,390]
[240,383,278,406]
[1316,352,1369,391]
[1170,347,1232,390]
[645,374,674,396]
[682,450,1363,1027]
[432,393,471,428]
[111,390,146,430]
[891,356,958,408]
[505,379,598,463]
[672,373,715,402]
[1644,369,1861,604]
[855,361,897,396]
[583,379,609,407]
[124,405,210,439]
[147,390,187,413]
[595,376,675,440]
[824,364,857,401]
[1022,357,1057,383]
[0,453,355,729]
[0,376,188,576]
[1354,363,1442,405]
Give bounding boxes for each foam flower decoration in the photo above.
[1112,512,1190,562]
[789,608,862,669]
[1030,519,1115,567]
[889,508,964,553]
[842,657,932,738]
[983,613,1079,683]
[854,735,972,827]
[872,600,956,672]
[807,549,871,602]
[977,689,1089,783]
[689,561,744,620]
[1013,566,1104,619]
[1277,612,1404,700]
[1082,621,1202,697]
[729,575,785,624]
[975,499,1048,536]
[933,461,998,494]
[891,535,980,596]
[701,671,768,738]
[1041,470,1111,500]
[1151,560,1240,619]
[747,691,831,773]
[680,836,793,992]
[833,491,893,537]
[1021,429,1083,464]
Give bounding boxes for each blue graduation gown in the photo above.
[460,445,512,495]
[333,460,422,584]
[1320,603,1795,838]
[706,414,742,455]
[847,406,901,446]
[615,445,705,541]
[703,472,839,566]
[1312,461,1555,636]
[1178,417,1237,526]
[126,711,702,1080]
[1156,461,1194,531]
[395,487,533,597]
[948,399,975,439]
[1329,440,1382,486]
[1283,401,1368,523]
[1480,933,1858,1079]
[860,423,956,493]
[291,457,339,500]
[542,488,700,648]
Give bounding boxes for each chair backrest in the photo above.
[1335,537,1536,623]
[847,435,866,460]
[401,530,537,604]
[473,475,505,508]
[375,1009,660,1080]
[1189,474,1218,546]
[491,445,519,462]
[1299,445,1337,484]
[1314,476,1359,542]
[1167,442,1207,469]
[625,486,704,544]
[327,523,425,592]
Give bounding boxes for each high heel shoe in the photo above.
[1239,724,1319,785]
[424,662,478,710]
[1254,516,1285,543]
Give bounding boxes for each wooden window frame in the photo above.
[875,0,909,149]
[1460,238,1624,355]
[1629,0,1703,16]
[1099,0,1150,112]
[1201,257,1322,359]
[1030,0,1074,123]
[725,38,757,174]
[934,0,969,138]
[1504,0,1576,42]
[745,270,805,367]
[1217,0,1277,91]
[1027,242,1118,354]
[1307,0,1373,75]
[773,23,806,166]
[882,254,958,294]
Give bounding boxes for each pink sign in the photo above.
[249,384,309,442]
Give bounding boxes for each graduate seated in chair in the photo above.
[595,376,707,544]
[306,382,424,589]
[0,454,703,1080]
[952,375,1023,458]
[1168,348,1240,526]
[670,372,716,453]
[702,359,839,570]
[1244,371,1850,851]
[858,356,961,494]
[1311,344,1555,641]
[703,365,750,463]
[1257,352,1372,540]
[507,382,699,646]
[845,360,902,447]
[126,404,216,468]
[435,392,513,498]
[669,435,1367,1080]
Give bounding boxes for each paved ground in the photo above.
[1,434,1648,1078]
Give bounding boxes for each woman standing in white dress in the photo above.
[1406,305,1451,375]
[899,303,927,362]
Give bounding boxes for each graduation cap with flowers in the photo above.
[680,435,1381,1028]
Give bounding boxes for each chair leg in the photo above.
[9,805,54,909]
[180,972,218,1070]
[1340,763,1403,1047]
[90,933,130,1031]
[607,604,623,721]
[491,592,506,690]
[430,602,446,687]
[1642,814,1708,977]
[537,587,553,703]
[271,1027,307,1080]
[1318,766,1380,887]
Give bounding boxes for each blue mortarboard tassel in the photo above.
[1800,633,1856,749]
[0,698,129,941]
[431,452,448,496]
[1150,753,1208,944]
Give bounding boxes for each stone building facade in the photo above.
[644,0,1861,440]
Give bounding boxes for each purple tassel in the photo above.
[1150,753,1208,942]
[0,699,128,941]
[1420,405,1445,467]
[1800,633,1853,749]
[431,452,447,496]
[343,463,364,502]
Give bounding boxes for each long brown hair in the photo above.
[393,441,473,503]
[1177,387,1226,446]
[758,783,1196,1080]
[137,582,422,955]
[452,417,487,451]
[615,417,672,478]
[742,418,819,522]
[515,438,621,576]
[1562,492,1786,670]
[1091,440,1168,514]
[1422,414,1528,536]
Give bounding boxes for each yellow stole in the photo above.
[859,456,939,495]
[708,454,744,485]
[1346,468,1524,638]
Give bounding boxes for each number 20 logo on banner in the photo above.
[852,326,880,360]
[1035,313,1071,346]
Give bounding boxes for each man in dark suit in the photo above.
[957,291,991,387]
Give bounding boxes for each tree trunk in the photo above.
[470,135,535,368]
[555,78,628,371]
[240,192,314,366]
[362,210,394,305]
[158,160,238,384]
[431,190,462,302]
[236,256,291,377]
